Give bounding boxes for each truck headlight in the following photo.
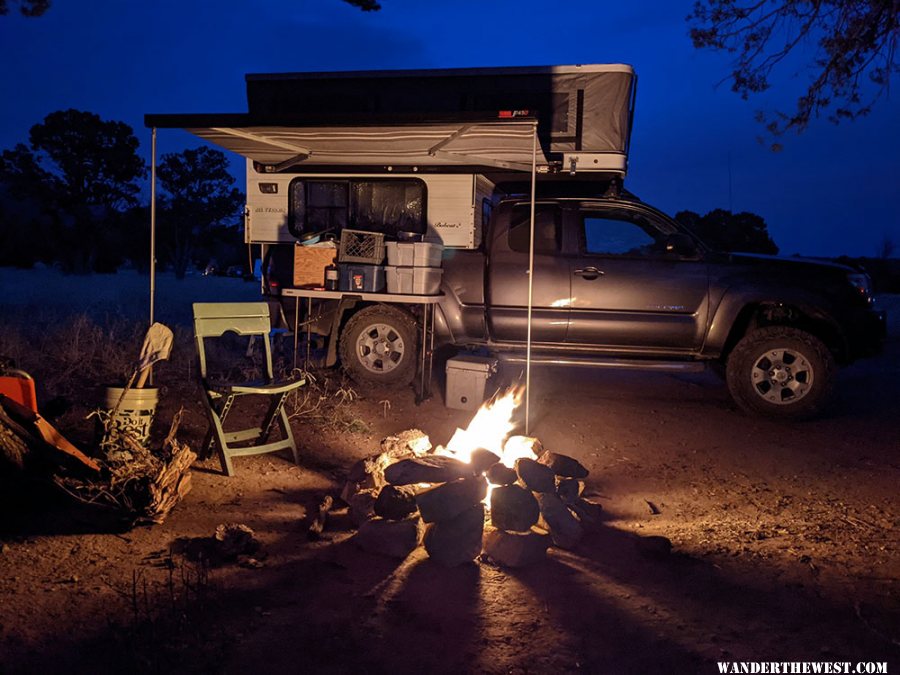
[847,273,873,304]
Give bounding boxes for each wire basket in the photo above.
[338,229,386,264]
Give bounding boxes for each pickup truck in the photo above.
[268,185,887,419]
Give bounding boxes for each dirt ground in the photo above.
[1,301,898,674]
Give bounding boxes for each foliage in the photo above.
[342,0,381,10]
[676,208,780,254]
[0,110,146,272]
[156,146,244,279]
[0,0,49,16]
[688,0,900,141]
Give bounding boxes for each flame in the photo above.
[441,386,523,463]
[436,386,540,506]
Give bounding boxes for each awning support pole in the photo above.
[149,127,157,384]
[525,122,537,435]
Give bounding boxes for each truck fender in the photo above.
[703,287,845,358]
[325,298,359,367]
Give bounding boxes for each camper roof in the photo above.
[145,63,636,175]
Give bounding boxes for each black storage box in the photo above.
[339,264,386,292]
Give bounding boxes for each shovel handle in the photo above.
[136,368,150,389]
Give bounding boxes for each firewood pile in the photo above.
[0,396,195,527]
[342,429,603,568]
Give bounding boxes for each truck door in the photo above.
[566,204,709,350]
[486,202,571,344]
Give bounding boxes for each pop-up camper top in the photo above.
[145,64,636,248]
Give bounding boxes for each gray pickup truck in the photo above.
[272,184,886,419]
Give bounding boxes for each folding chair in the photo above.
[192,302,306,476]
[0,367,38,413]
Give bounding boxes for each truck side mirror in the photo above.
[665,233,698,258]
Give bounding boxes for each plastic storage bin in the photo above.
[339,264,386,292]
[445,355,497,411]
[385,242,443,267]
[385,266,443,295]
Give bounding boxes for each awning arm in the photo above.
[209,127,312,156]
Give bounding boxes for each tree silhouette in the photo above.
[157,147,244,279]
[0,110,145,272]
[676,209,780,254]
[688,0,899,142]
[0,0,49,16]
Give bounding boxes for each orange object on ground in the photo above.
[0,370,38,413]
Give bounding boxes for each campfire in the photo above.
[342,387,603,567]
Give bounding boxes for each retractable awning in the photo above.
[143,114,548,171]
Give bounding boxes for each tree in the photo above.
[0,0,50,16]
[0,110,145,272]
[688,0,900,141]
[342,0,381,9]
[676,209,780,254]
[156,147,244,279]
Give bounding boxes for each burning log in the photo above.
[489,485,539,532]
[384,455,473,486]
[356,516,424,559]
[538,451,588,479]
[415,476,487,524]
[483,527,550,568]
[374,485,418,520]
[423,503,485,567]
[515,457,556,493]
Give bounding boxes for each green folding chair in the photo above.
[193,302,305,476]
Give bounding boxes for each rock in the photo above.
[635,535,672,560]
[515,458,556,493]
[423,503,485,567]
[485,463,518,486]
[381,429,432,459]
[538,451,588,479]
[384,455,473,486]
[482,527,550,567]
[537,493,584,549]
[349,488,378,527]
[568,497,603,530]
[469,448,501,474]
[503,435,543,457]
[490,484,540,532]
[557,478,585,504]
[374,485,418,520]
[416,476,487,523]
[344,453,388,500]
[214,523,260,559]
[355,516,424,559]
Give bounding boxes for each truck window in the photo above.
[508,204,561,254]
[288,178,425,238]
[581,212,668,258]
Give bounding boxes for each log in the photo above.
[140,441,197,524]
[307,494,334,540]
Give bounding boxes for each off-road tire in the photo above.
[339,304,419,387]
[726,326,835,419]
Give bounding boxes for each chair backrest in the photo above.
[0,369,38,413]
[192,302,274,380]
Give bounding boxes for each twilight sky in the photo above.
[1,0,898,257]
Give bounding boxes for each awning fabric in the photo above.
[171,120,546,171]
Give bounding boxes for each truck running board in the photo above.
[496,354,707,373]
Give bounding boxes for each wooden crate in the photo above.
[293,245,337,288]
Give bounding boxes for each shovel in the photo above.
[135,322,174,388]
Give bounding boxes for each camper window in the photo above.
[288,178,425,239]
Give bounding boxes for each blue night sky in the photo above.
[2,0,898,257]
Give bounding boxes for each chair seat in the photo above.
[208,378,306,396]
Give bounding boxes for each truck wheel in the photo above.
[726,327,835,419]
[339,305,418,387]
